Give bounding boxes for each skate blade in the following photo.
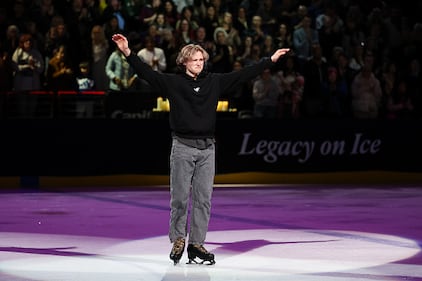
[187,258,215,265]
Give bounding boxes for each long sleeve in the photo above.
[126,52,167,92]
[219,57,274,95]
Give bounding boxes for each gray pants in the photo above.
[169,138,215,245]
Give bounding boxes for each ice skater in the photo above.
[112,33,290,265]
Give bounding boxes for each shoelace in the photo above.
[193,244,209,254]
[172,238,185,253]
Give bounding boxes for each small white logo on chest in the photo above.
[193,87,200,93]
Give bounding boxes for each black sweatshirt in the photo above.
[126,52,274,139]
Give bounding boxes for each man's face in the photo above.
[184,51,204,77]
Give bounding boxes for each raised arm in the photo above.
[219,48,291,94]
[112,34,131,57]
[112,33,167,93]
[271,48,291,63]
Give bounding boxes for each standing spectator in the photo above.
[4,25,20,57]
[341,8,366,58]
[175,6,199,32]
[104,15,124,56]
[173,0,194,14]
[64,0,96,69]
[262,34,275,57]
[11,34,44,91]
[233,6,248,39]
[255,0,278,35]
[46,45,76,91]
[348,42,366,75]
[350,51,383,119]
[290,4,308,30]
[317,7,344,61]
[11,33,45,118]
[332,51,354,117]
[293,15,319,67]
[44,17,71,71]
[274,22,293,51]
[227,58,254,112]
[162,0,179,28]
[252,68,282,119]
[90,24,109,90]
[35,0,58,35]
[101,0,129,32]
[8,0,28,32]
[153,12,174,43]
[121,0,141,32]
[105,46,138,91]
[243,43,263,67]
[405,58,422,119]
[85,0,103,25]
[237,35,253,62]
[160,28,182,73]
[211,27,233,73]
[301,43,328,118]
[201,4,219,42]
[143,24,163,47]
[75,61,96,118]
[76,61,95,91]
[321,67,349,118]
[137,36,167,72]
[0,50,13,92]
[246,15,266,46]
[384,78,414,120]
[138,0,164,31]
[193,26,215,57]
[219,11,242,53]
[276,55,304,119]
[24,21,46,59]
[379,60,399,118]
[174,18,195,45]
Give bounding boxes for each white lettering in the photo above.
[351,133,382,155]
[320,140,346,156]
[238,133,315,163]
[238,133,255,155]
[110,110,150,119]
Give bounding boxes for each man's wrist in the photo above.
[122,48,131,57]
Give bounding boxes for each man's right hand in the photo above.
[112,34,131,57]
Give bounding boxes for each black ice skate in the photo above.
[170,237,185,265]
[187,244,216,265]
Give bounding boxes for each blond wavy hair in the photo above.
[176,44,209,66]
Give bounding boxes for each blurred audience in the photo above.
[0,0,421,119]
[252,68,282,119]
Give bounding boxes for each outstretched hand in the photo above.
[112,34,131,57]
[271,48,291,63]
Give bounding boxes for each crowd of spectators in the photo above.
[0,0,421,120]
